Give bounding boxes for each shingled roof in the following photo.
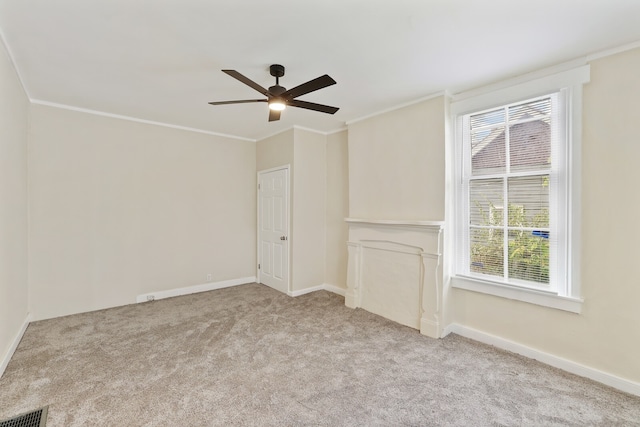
[472,118,551,173]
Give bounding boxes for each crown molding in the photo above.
[31,100,256,142]
[294,125,349,137]
[256,126,296,142]
[12,35,639,143]
[326,126,348,135]
[345,91,447,126]
[451,58,588,103]
[257,124,348,142]
[0,26,31,100]
[586,38,640,62]
[293,125,329,136]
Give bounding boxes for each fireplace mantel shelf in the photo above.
[345,218,444,228]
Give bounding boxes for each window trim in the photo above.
[452,275,583,313]
[450,65,589,313]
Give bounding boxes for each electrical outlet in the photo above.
[146,295,155,302]
[207,273,212,282]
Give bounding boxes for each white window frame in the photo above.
[450,66,589,313]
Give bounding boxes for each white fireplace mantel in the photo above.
[345,218,445,338]
[345,218,444,229]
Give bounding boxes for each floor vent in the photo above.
[0,406,48,427]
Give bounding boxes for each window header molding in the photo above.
[451,65,590,116]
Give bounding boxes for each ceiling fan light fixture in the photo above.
[268,99,286,111]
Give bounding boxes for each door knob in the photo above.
[280,236,288,241]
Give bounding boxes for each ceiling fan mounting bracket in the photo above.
[270,64,285,78]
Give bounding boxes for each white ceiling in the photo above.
[2,0,640,141]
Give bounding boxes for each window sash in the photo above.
[458,93,562,292]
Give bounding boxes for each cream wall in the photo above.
[325,130,349,289]
[0,38,29,369]
[256,129,294,172]
[291,129,326,291]
[28,105,256,320]
[451,48,640,383]
[348,97,446,220]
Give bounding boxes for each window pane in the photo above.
[470,108,506,176]
[471,108,505,128]
[508,98,552,173]
[508,97,551,122]
[507,176,549,227]
[471,126,506,175]
[508,230,550,284]
[470,178,503,226]
[470,227,503,277]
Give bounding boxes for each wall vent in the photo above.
[0,406,48,427]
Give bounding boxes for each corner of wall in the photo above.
[0,313,31,378]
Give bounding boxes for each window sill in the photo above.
[451,275,583,313]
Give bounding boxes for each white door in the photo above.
[258,167,289,293]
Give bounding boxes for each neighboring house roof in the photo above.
[472,118,551,172]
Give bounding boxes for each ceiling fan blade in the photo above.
[268,109,281,122]
[222,70,270,96]
[281,74,336,99]
[208,99,266,105]
[288,99,339,115]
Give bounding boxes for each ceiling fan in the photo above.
[208,64,339,122]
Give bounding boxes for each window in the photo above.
[451,67,589,313]
[464,94,555,286]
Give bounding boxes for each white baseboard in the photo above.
[287,285,323,297]
[136,276,256,303]
[323,283,347,297]
[287,283,347,298]
[444,323,640,397]
[0,313,31,379]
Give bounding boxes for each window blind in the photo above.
[460,94,559,288]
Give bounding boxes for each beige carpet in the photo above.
[1,283,639,426]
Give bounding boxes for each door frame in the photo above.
[257,165,291,293]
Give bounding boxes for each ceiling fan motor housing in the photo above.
[269,85,286,96]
